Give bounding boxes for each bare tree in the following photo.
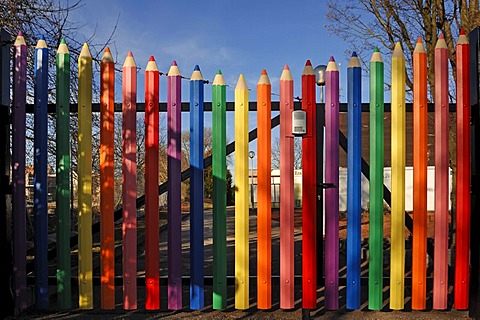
[271,136,302,170]
[326,0,479,99]
[326,0,480,241]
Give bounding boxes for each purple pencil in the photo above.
[12,31,27,313]
[324,56,340,310]
[167,61,182,310]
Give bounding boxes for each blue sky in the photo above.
[71,0,368,166]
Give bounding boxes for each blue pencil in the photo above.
[33,35,49,309]
[346,52,362,309]
[190,65,205,310]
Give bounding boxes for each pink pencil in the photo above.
[433,34,449,310]
[122,51,137,310]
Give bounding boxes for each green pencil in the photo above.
[368,47,384,310]
[212,70,227,309]
[55,38,71,309]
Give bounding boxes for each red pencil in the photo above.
[145,56,160,310]
[433,34,449,310]
[454,30,471,310]
[301,60,317,309]
[122,51,137,310]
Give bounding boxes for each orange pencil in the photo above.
[412,38,428,310]
[257,69,272,309]
[100,47,115,309]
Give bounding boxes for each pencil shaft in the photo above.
[212,75,227,310]
[412,44,428,310]
[368,55,384,311]
[433,41,449,310]
[78,44,93,309]
[257,74,272,309]
[454,36,471,310]
[190,71,205,310]
[279,70,294,309]
[12,34,27,313]
[145,60,159,310]
[234,76,249,310]
[346,63,362,310]
[167,67,182,310]
[122,54,137,310]
[100,51,115,310]
[56,41,71,309]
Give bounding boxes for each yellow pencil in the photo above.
[78,43,93,309]
[390,42,406,310]
[235,74,249,309]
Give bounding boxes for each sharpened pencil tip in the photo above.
[194,64,200,71]
[39,35,45,40]
[149,56,155,61]
[127,51,133,57]
[261,69,267,75]
[439,33,444,39]
[216,69,222,75]
[60,38,66,44]
[105,47,111,53]
[352,51,357,57]
[305,60,312,66]
[374,47,380,52]
[171,60,177,66]
[18,31,23,37]
[329,56,335,62]
[459,29,466,35]
[284,65,290,70]
[416,38,422,44]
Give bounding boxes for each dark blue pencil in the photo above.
[33,35,49,309]
[190,65,205,310]
[346,52,362,310]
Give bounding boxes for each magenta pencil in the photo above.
[324,56,340,310]
[122,51,137,310]
[279,65,295,309]
[167,61,182,310]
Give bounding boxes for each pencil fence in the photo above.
[1,27,480,315]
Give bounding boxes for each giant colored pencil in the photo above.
[34,36,49,309]
[257,69,272,309]
[346,52,362,310]
[433,34,449,310]
[212,70,227,310]
[56,38,71,309]
[145,56,159,310]
[122,51,137,310]
[454,30,471,310]
[12,31,27,313]
[167,61,182,310]
[78,43,93,309]
[368,48,384,310]
[190,65,205,310]
[235,74,249,310]
[325,56,340,310]
[301,60,317,309]
[100,47,115,310]
[412,38,428,310]
[390,42,406,310]
[279,65,294,309]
